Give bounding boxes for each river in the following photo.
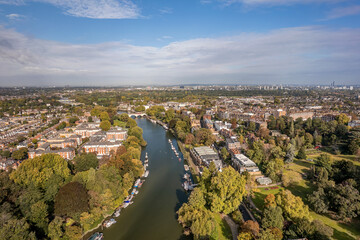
[100,118,190,240]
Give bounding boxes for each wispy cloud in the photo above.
[159,7,172,14]
[0,0,24,5]
[208,0,343,6]
[0,0,140,19]
[6,13,25,20]
[324,5,360,20]
[0,26,359,86]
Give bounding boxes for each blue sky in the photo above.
[0,0,359,86]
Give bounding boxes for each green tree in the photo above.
[99,111,110,121]
[10,154,71,190]
[0,218,36,240]
[315,154,332,174]
[48,217,64,240]
[262,206,284,229]
[297,146,307,159]
[275,190,311,221]
[30,200,48,234]
[73,153,99,172]
[336,113,350,125]
[11,147,28,160]
[208,167,247,214]
[188,188,206,209]
[100,120,111,131]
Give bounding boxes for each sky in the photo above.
[0,0,359,86]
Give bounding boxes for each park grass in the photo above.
[211,212,233,240]
[306,149,360,166]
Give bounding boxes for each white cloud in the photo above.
[0,0,24,5]
[6,13,25,20]
[159,7,172,14]
[324,5,360,20]
[0,26,359,86]
[213,0,343,6]
[0,0,140,19]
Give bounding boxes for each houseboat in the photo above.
[103,218,116,228]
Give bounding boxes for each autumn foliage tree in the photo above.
[54,182,89,219]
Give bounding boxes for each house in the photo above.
[106,128,127,142]
[232,154,260,173]
[28,148,75,160]
[191,146,222,171]
[256,176,272,185]
[226,137,241,151]
[82,141,122,158]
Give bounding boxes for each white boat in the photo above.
[145,152,148,159]
[88,232,103,240]
[184,165,190,171]
[103,218,116,228]
[134,178,141,187]
[113,208,121,217]
[144,170,149,178]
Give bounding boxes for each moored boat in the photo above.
[88,232,103,240]
[144,170,149,178]
[113,207,121,217]
[103,218,116,228]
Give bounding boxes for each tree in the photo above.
[241,220,259,237]
[336,113,350,125]
[284,144,295,163]
[0,218,36,240]
[349,139,359,155]
[257,228,283,240]
[208,167,247,214]
[100,120,111,131]
[11,147,28,160]
[48,217,64,240]
[184,133,195,145]
[221,147,229,160]
[54,182,89,219]
[275,190,311,221]
[177,203,217,239]
[164,109,175,123]
[73,153,99,172]
[126,118,137,128]
[237,232,253,240]
[188,188,206,209]
[262,206,284,230]
[194,128,215,146]
[64,225,82,240]
[297,146,307,159]
[29,200,48,234]
[10,154,70,190]
[315,154,332,174]
[99,111,110,121]
[56,121,67,130]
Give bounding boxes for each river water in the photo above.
[101,118,190,240]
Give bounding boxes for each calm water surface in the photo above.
[101,118,190,240]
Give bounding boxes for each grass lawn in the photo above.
[211,212,233,240]
[306,149,360,166]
